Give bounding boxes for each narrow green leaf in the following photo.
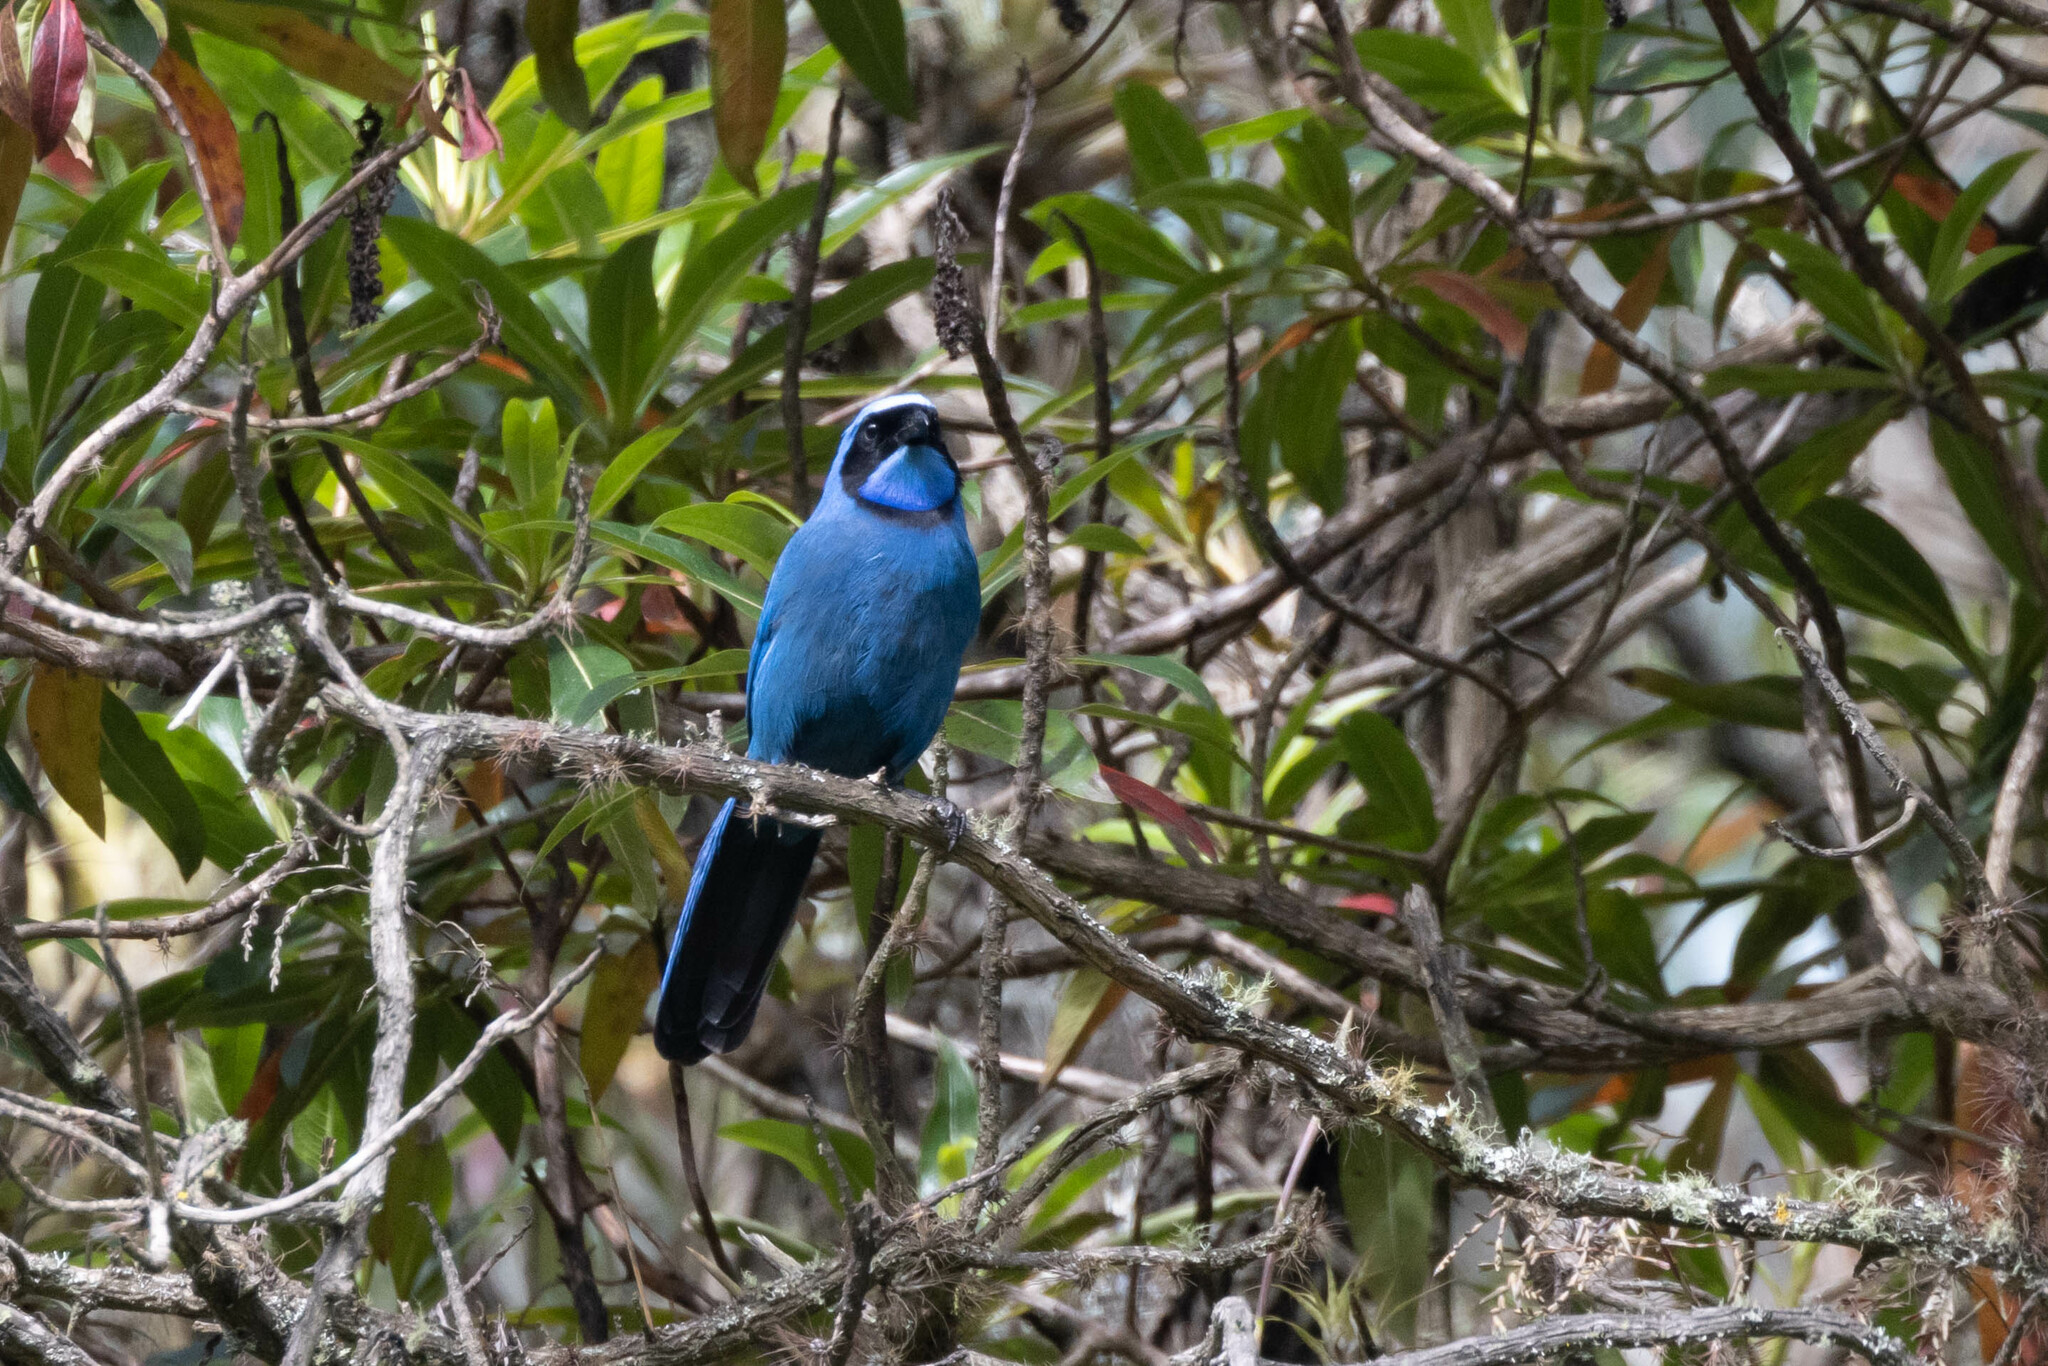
[525,0,594,129]
[100,692,206,879]
[813,0,914,117]
[1334,711,1437,851]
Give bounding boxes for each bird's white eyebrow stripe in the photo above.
[830,393,941,477]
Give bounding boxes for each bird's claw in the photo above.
[935,798,969,852]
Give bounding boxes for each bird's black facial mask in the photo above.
[840,404,960,514]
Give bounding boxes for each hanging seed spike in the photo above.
[346,107,395,329]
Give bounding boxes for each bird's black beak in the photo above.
[896,407,936,447]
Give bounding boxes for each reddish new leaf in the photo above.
[454,69,501,162]
[1410,269,1528,360]
[1100,765,1217,858]
[28,0,84,161]
[1579,230,1672,398]
[708,0,786,194]
[1893,174,1998,254]
[151,49,245,246]
[640,582,694,634]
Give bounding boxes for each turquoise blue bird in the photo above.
[654,395,980,1063]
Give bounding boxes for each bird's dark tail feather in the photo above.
[653,798,822,1063]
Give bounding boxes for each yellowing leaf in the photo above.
[28,663,102,835]
[151,49,245,246]
[1039,967,1126,1093]
[0,115,32,251]
[580,936,661,1106]
[168,0,414,105]
[708,0,786,195]
[633,791,692,895]
[1579,230,1671,397]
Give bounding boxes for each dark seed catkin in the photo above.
[347,108,397,329]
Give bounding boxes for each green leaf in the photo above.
[26,163,170,439]
[650,182,817,402]
[593,522,765,615]
[525,0,594,129]
[1927,414,2031,588]
[1073,702,1244,771]
[708,0,787,193]
[813,0,914,117]
[1750,227,1897,370]
[1334,711,1437,851]
[143,717,278,867]
[1794,497,1982,674]
[1275,116,1352,235]
[1074,651,1219,712]
[677,257,937,420]
[1272,320,1363,513]
[80,0,160,66]
[570,650,752,719]
[1757,36,1818,147]
[65,246,209,327]
[170,0,414,103]
[324,433,484,536]
[99,692,206,879]
[382,215,587,417]
[1548,0,1605,121]
[1062,523,1146,556]
[591,426,678,519]
[91,505,195,593]
[1354,30,1512,120]
[503,398,568,515]
[1927,151,2032,307]
[588,235,662,429]
[1139,179,1311,240]
[369,1129,453,1295]
[1114,82,1218,250]
[535,784,640,867]
[944,701,1100,794]
[1030,193,1198,285]
[1611,668,1806,731]
[652,499,793,577]
[722,1118,876,1209]
[552,640,639,728]
[919,1037,978,1194]
[0,746,37,817]
[1338,1124,1435,1341]
[1434,0,1525,111]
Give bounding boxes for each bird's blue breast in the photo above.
[744,491,978,781]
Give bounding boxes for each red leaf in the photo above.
[1337,892,1398,916]
[151,49,245,246]
[1100,765,1217,858]
[1410,269,1528,360]
[454,69,501,162]
[1892,173,1999,254]
[640,583,694,635]
[28,0,84,162]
